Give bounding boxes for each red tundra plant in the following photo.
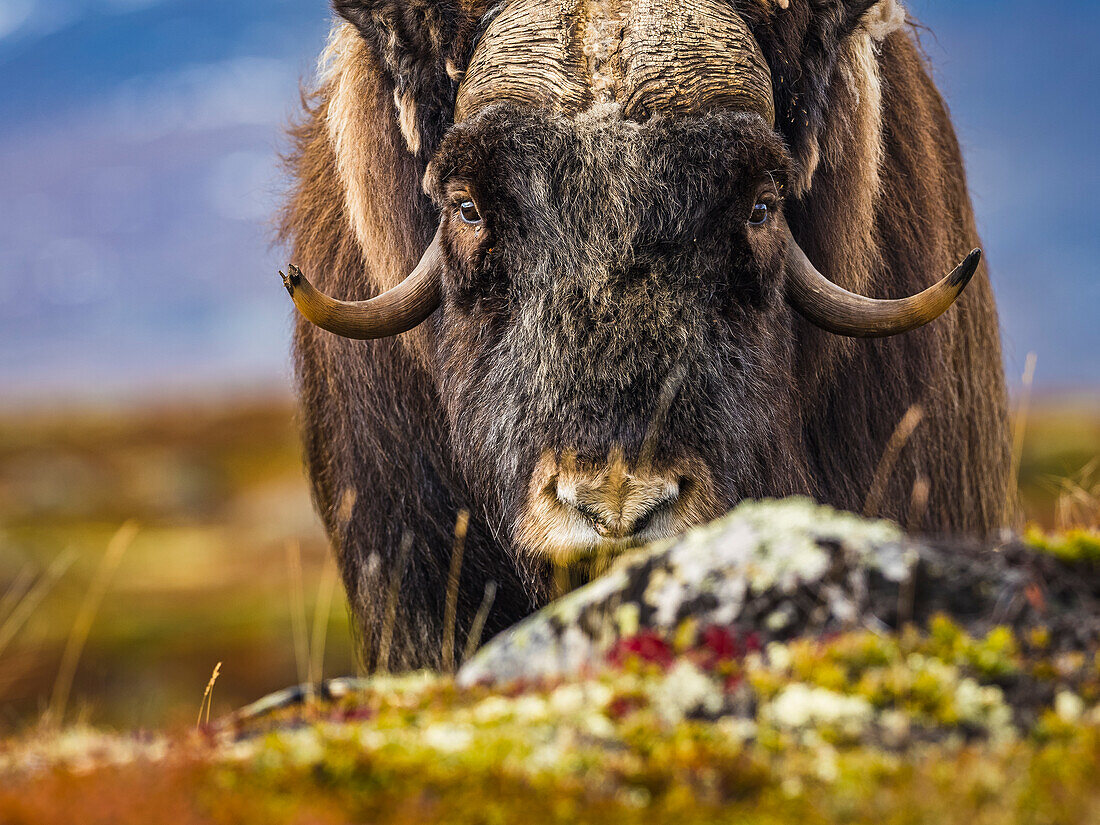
[607,631,675,670]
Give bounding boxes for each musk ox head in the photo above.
[282,0,979,566]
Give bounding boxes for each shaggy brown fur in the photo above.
[280,0,1010,671]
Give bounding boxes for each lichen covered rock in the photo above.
[459,498,1100,690]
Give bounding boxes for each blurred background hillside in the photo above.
[0,0,1097,733]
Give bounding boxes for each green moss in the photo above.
[1025,527,1100,563]
[927,617,1020,680]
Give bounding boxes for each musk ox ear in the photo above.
[750,0,907,194]
[332,0,487,157]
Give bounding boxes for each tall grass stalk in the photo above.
[48,522,138,727]
[441,510,469,673]
[308,555,339,688]
[0,550,77,661]
[462,580,497,665]
[1008,352,1039,524]
[1051,458,1100,530]
[377,535,412,674]
[906,475,931,533]
[864,405,925,519]
[197,661,222,729]
[0,563,35,628]
[286,541,310,689]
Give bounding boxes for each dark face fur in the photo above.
[426,104,813,565]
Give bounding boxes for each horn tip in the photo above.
[949,248,983,290]
[281,264,302,296]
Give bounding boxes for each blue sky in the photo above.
[0,0,1096,402]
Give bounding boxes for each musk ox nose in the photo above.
[556,469,681,540]
[515,446,720,566]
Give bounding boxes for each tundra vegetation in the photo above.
[0,397,1097,822]
[1,0,1098,818]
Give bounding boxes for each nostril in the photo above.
[630,493,674,536]
[630,510,656,536]
[575,502,607,531]
[555,472,688,539]
[554,482,604,529]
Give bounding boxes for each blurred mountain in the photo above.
[0,0,1096,402]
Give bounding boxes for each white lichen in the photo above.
[422,723,475,754]
[648,661,724,724]
[767,685,874,738]
[1056,691,1086,723]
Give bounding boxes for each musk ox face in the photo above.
[425,104,808,565]
[282,0,983,570]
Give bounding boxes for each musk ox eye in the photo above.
[748,202,769,226]
[458,200,482,225]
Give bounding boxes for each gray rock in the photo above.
[458,498,1100,688]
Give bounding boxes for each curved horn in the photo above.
[281,227,443,340]
[784,228,982,338]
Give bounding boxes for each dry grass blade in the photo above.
[308,555,339,687]
[376,535,412,674]
[0,563,36,626]
[637,362,688,473]
[48,521,139,727]
[895,477,929,626]
[906,475,931,533]
[353,553,381,678]
[0,549,78,660]
[462,580,498,665]
[1051,458,1100,531]
[0,648,38,703]
[441,510,469,673]
[1008,352,1039,524]
[864,404,925,519]
[286,541,309,689]
[552,563,573,600]
[197,662,223,729]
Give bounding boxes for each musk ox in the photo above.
[280,0,1011,670]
